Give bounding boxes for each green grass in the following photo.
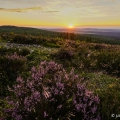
[82,72,120,120]
[83,72,119,91]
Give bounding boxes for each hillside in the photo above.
[1,25,120,45]
[0,25,61,37]
[0,26,120,120]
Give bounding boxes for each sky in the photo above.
[0,0,120,28]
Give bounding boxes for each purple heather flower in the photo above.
[54,88,59,95]
[60,91,64,95]
[56,82,64,90]
[75,104,81,112]
[57,105,62,109]
[91,106,97,114]
[44,111,48,118]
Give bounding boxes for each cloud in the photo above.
[0,6,42,12]
[0,6,59,13]
[43,11,59,13]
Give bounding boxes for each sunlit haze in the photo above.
[68,24,74,29]
[0,0,120,29]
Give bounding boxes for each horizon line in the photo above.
[0,25,120,29]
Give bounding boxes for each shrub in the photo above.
[0,46,19,56]
[19,48,30,56]
[52,41,76,61]
[0,52,27,96]
[4,61,100,120]
[96,51,120,75]
[5,52,27,72]
[57,47,75,60]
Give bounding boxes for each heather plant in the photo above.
[4,61,100,120]
[0,52,27,96]
[52,40,120,75]
[11,34,60,48]
[0,46,19,56]
[96,51,120,75]
[5,52,27,72]
[51,41,76,69]
[19,47,30,56]
[52,41,96,71]
[54,45,75,61]
[26,50,51,69]
[0,46,27,56]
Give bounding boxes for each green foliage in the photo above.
[98,84,120,120]
[0,52,27,96]
[0,99,6,119]
[53,46,75,60]
[0,46,19,55]
[82,72,120,120]
[96,51,120,75]
[19,47,30,56]
[52,41,120,75]
[27,49,52,68]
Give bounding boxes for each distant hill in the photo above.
[46,28,120,39]
[1,25,120,39]
[1,25,120,45]
[0,25,59,36]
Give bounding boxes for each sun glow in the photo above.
[68,24,74,29]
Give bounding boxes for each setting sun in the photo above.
[68,24,74,29]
